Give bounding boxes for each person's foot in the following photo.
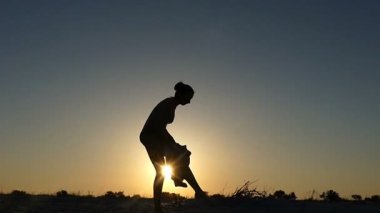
[174,180,188,188]
[194,191,208,200]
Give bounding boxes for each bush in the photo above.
[56,190,69,197]
[287,192,297,200]
[103,191,127,199]
[161,192,185,204]
[365,195,380,203]
[272,190,286,199]
[231,181,266,199]
[210,193,226,199]
[9,190,31,200]
[351,194,362,201]
[269,190,297,200]
[320,190,341,202]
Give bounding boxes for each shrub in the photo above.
[56,190,69,197]
[210,193,226,199]
[272,190,286,199]
[9,190,31,200]
[320,190,341,202]
[104,191,117,199]
[269,190,297,200]
[115,191,126,198]
[287,192,297,200]
[351,194,362,201]
[131,194,141,199]
[161,192,185,205]
[365,195,380,203]
[231,181,266,199]
[103,191,127,199]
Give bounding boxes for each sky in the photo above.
[1,0,379,198]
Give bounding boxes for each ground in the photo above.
[1,194,380,213]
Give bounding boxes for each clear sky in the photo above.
[1,1,379,198]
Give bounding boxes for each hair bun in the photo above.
[174,82,184,91]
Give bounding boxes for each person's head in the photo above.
[174,82,194,105]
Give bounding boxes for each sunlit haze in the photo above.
[162,165,173,181]
[1,1,379,198]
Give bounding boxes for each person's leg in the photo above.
[153,166,164,213]
[142,138,166,212]
[182,166,207,198]
[148,151,165,213]
[172,175,187,187]
[171,163,187,187]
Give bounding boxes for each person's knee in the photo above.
[155,166,164,178]
[153,165,163,176]
[156,171,164,179]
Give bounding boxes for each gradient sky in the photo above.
[1,1,379,198]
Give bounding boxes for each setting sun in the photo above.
[162,165,173,180]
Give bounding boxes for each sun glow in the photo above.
[162,165,172,180]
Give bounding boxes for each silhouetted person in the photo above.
[140,82,207,213]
